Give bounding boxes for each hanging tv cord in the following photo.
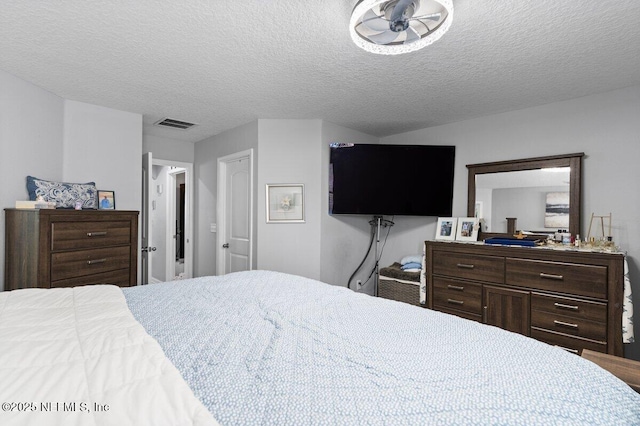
[371,215,394,296]
[347,215,394,291]
[347,223,375,290]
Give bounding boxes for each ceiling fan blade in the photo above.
[367,30,401,45]
[404,27,421,44]
[410,12,441,21]
[361,9,390,32]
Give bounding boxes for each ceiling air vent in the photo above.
[154,118,197,130]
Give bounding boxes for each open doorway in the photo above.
[142,153,194,283]
[170,168,186,279]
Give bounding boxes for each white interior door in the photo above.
[141,152,153,284]
[217,150,253,275]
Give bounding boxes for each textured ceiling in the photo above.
[1,1,639,143]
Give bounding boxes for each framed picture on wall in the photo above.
[455,217,480,242]
[266,184,305,223]
[435,217,457,241]
[97,190,115,210]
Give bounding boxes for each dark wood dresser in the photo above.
[4,209,138,290]
[425,240,625,356]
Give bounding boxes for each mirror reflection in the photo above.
[476,167,571,233]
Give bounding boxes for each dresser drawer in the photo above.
[531,327,607,354]
[506,258,607,299]
[433,251,504,284]
[531,293,606,322]
[432,277,482,315]
[531,291,607,341]
[51,221,132,251]
[51,246,131,281]
[531,310,606,341]
[51,269,132,288]
[435,306,482,323]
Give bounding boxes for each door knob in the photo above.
[222,243,230,248]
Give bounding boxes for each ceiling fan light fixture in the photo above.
[350,0,454,55]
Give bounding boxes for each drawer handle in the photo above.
[456,263,475,269]
[447,284,465,291]
[554,320,578,329]
[554,345,579,354]
[554,302,579,311]
[87,232,107,237]
[540,272,564,281]
[87,258,107,265]
[447,298,464,305]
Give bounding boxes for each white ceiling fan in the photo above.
[350,0,454,55]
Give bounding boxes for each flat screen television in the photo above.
[329,143,455,216]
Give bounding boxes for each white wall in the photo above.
[0,70,64,291]
[143,134,194,163]
[381,86,640,260]
[193,121,258,277]
[63,100,142,211]
[192,118,380,285]
[381,85,640,359]
[257,119,323,279]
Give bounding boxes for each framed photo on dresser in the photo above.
[455,217,479,242]
[98,190,115,210]
[435,217,457,241]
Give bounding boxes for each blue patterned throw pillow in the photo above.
[26,176,98,209]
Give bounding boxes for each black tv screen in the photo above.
[329,144,455,216]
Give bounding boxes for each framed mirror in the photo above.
[467,153,583,239]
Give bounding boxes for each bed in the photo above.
[2,270,640,425]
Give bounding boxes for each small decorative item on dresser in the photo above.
[435,217,457,240]
[587,212,612,241]
[455,217,480,242]
[98,190,115,210]
[15,200,55,209]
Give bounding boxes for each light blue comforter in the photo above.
[123,271,640,425]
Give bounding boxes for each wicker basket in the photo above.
[378,276,421,307]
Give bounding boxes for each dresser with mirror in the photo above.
[425,153,627,356]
